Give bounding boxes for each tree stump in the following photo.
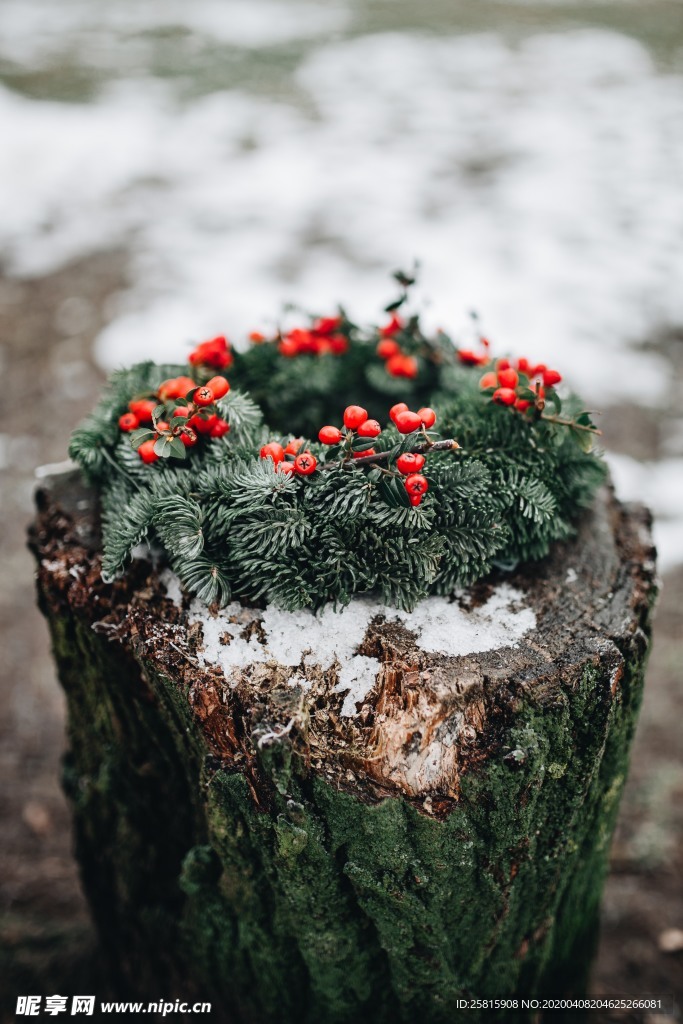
[30,469,657,1024]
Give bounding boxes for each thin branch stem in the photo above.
[323,437,459,471]
[540,415,601,435]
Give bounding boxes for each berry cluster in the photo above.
[315,402,438,507]
[318,405,382,458]
[188,335,233,370]
[375,315,418,379]
[259,438,318,476]
[388,402,436,434]
[123,373,231,464]
[479,359,562,412]
[275,317,350,358]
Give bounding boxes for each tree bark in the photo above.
[29,469,657,1024]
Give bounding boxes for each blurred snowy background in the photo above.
[1,0,682,1010]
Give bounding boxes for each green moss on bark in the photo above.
[43,601,649,1024]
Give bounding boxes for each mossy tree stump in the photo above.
[30,470,657,1024]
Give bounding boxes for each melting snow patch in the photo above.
[189,584,536,716]
[159,568,183,607]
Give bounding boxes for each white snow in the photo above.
[188,583,536,716]
[0,28,680,410]
[159,567,184,607]
[606,453,683,571]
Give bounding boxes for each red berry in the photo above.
[118,412,139,432]
[159,376,196,401]
[479,371,498,389]
[173,405,192,418]
[394,410,422,434]
[313,316,342,335]
[380,314,403,337]
[284,438,304,455]
[189,336,232,369]
[497,368,519,389]
[492,387,517,406]
[417,407,436,428]
[353,448,376,459]
[385,354,404,377]
[376,338,400,360]
[129,398,157,423]
[496,359,511,372]
[357,419,381,438]
[396,452,426,474]
[249,331,266,344]
[260,442,285,464]
[409,493,423,507]
[180,427,198,447]
[327,334,349,356]
[205,375,230,399]
[543,369,562,387]
[515,398,532,411]
[194,386,214,407]
[278,338,299,357]
[188,413,218,435]
[294,451,317,475]
[319,425,343,445]
[457,349,488,365]
[210,418,230,438]
[400,355,418,379]
[405,473,428,496]
[343,405,368,430]
[516,357,531,375]
[386,354,418,378]
[287,329,314,354]
[389,403,409,423]
[155,420,170,434]
[138,439,159,464]
[278,462,295,474]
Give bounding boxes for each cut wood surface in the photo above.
[30,470,657,1024]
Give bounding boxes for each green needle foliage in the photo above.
[69,284,606,612]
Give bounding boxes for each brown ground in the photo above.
[0,254,681,1021]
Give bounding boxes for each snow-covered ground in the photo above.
[1,0,682,563]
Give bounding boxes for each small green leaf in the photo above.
[384,295,406,313]
[351,438,378,452]
[169,437,187,459]
[130,428,155,449]
[574,428,594,453]
[154,436,172,458]
[321,444,342,461]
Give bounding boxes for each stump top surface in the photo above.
[32,470,657,813]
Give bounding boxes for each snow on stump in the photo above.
[30,469,657,1024]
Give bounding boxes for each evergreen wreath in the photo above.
[69,272,606,612]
